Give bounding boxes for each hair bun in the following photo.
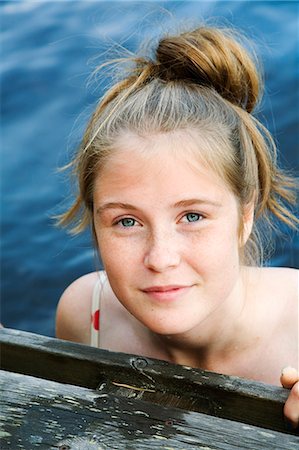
[155,27,260,113]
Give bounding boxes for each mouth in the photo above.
[141,285,192,302]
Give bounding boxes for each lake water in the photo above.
[1,1,298,337]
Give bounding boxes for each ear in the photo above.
[239,201,255,247]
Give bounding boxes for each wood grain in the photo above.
[1,370,298,450]
[0,328,290,433]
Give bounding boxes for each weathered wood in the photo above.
[1,370,298,450]
[0,328,293,434]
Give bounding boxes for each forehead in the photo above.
[99,127,229,177]
[93,129,233,203]
[112,129,209,160]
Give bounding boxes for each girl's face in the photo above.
[93,130,253,337]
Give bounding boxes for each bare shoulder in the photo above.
[246,265,298,333]
[245,266,298,381]
[56,272,99,345]
[252,266,298,311]
[259,266,298,295]
[257,266,297,342]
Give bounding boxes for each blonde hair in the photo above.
[59,26,298,265]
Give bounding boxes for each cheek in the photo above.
[189,230,241,302]
[97,235,120,271]
[97,231,140,279]
[98,242,129,301]
[191,219,240,258]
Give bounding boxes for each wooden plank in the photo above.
[0,328,292,433]
[1,370,298,450]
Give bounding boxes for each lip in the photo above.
[142,285,192,302]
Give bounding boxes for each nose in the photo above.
[143,230,181,273]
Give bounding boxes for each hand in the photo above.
[280,366,299,430]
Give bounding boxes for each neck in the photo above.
[154,267,255,370]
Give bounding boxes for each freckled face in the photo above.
[93,131,245,336]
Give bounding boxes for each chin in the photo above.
[145,319,193,337]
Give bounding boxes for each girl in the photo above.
[56,26,299,428]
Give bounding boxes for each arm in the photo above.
[280,366,299,429]
[56,272,98,345]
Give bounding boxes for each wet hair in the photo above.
[59,26,298,265]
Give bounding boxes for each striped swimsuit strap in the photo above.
[90,271,107,347]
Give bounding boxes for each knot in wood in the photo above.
[132,357,148,370]
[165,419,174,426]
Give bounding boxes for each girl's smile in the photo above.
[141,284,194,303]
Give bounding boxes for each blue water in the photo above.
[1,1,298,337]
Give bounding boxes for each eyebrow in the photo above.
[173,198,222,208]
[96,202,138,215]
[96,198,221,215]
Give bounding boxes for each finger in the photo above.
[284,382,299,430]
[280,367,299,389]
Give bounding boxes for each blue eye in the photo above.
[185,213,202,222]
[119,218,136,227]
